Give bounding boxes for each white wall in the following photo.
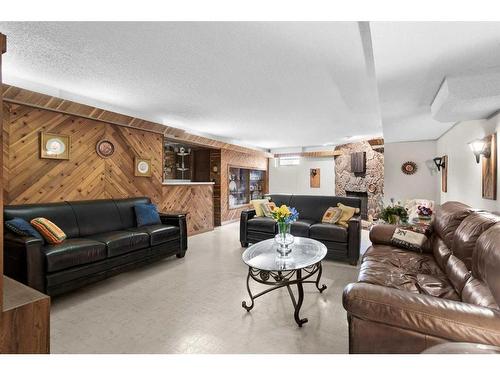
[437,114,500,212]
[269,157,335,195]
[384,140,439,204]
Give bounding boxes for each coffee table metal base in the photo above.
[242,262,327,327]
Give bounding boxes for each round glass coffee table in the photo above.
[241,237,327,327]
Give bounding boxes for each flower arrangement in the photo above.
[417,205,433,217]
[380,198,408,224]
[271,205,299,226]
[271,205,299,255]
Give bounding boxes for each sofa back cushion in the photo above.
[114,197,152,228]
[69,199,123,236]
[452,212,499,269]
[469,223,500,307]
[267,194,292,208]
[4,202,80,238]
[433,201,473,248]
[288,195,361,222]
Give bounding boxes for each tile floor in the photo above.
[51,223,368,353]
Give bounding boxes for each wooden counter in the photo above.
[1,277,50,353]
[160,182,214,235]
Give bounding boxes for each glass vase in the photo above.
[275,221,294,257]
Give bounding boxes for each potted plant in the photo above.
[380,199,409,225]
[417,205,433,223]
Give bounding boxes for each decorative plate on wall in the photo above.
[96,139,115,158]
[135,157,152,177]
[401,161,418,175]
[40,132,70,160]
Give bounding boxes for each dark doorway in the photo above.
[346,191,368,220]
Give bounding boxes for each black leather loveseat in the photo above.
[240,194,361,264]
[3,197,187,296]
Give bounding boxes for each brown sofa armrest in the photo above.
[369,223,397,245]
[343,282,500,346]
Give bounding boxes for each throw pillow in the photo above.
[337,203,360,228]
[391,227,427,252]
[134,203,162,227]
[250,198,270,217]
[30,218,67,244]
[261,201,277,218]
[5,218,45,243]
[322,207,343,224]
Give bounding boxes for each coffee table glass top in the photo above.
[242,237,327,271]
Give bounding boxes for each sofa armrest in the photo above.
[343,282,500,346]
[369,223,397,245]
[159,212,187,251]
[240,209,256,246]
[4,231,46,292]
[347,214,361,265]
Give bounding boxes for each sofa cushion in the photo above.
[247,217,276,234]
[310,223,347,242]
[360,245,460,301]
[452,211,499,269]
[43,238,107,272]
[127,224,179,246]
[69,199,124,236]
[434,201,473,248]
[134,203,161,227]
[290,219,316,237]
[86,230,150,257]
[31,217,67,244]
[114,197,151,228]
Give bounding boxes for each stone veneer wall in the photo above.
[334,140,384,220]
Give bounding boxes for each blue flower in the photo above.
[285,207,299,224]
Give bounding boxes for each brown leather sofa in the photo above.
[343,201,500,353]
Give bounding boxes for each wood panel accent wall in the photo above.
[3,104,163,204]
[221,149,268,223]
[2,103,213,235]
[161,184,214,235]
[3,84,273,159]
[210,149,222,226]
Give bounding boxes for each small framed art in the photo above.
[135,157,152,177]
[40,132,70,160]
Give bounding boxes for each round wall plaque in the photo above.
[401,161,417,175]
[96,140,115,158]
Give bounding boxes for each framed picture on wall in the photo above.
[135,157,152,177]
[40,132,70,160]
[310,168,320,188]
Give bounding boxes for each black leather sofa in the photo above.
[3,197,187,296]
[240,194,362,264]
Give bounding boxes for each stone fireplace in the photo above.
[335,139,384,221]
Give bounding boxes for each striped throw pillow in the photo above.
[30,218,67,244]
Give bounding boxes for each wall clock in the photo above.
[96,139,115,158]
[401,161,418,175]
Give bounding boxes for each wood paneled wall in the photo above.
[161,184,214,235]
[3,104,163,204]
[2,103,212,235]
[220,149,268,223]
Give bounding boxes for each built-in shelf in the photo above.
[228,166,266,209]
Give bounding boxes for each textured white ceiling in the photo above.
[371,22,500,143]
[0,22,382,149]
[2,22,500,148]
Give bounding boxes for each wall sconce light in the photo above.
[433,156,446,171]
[468,138,491,164]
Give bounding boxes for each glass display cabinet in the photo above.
[228,166,266,209]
